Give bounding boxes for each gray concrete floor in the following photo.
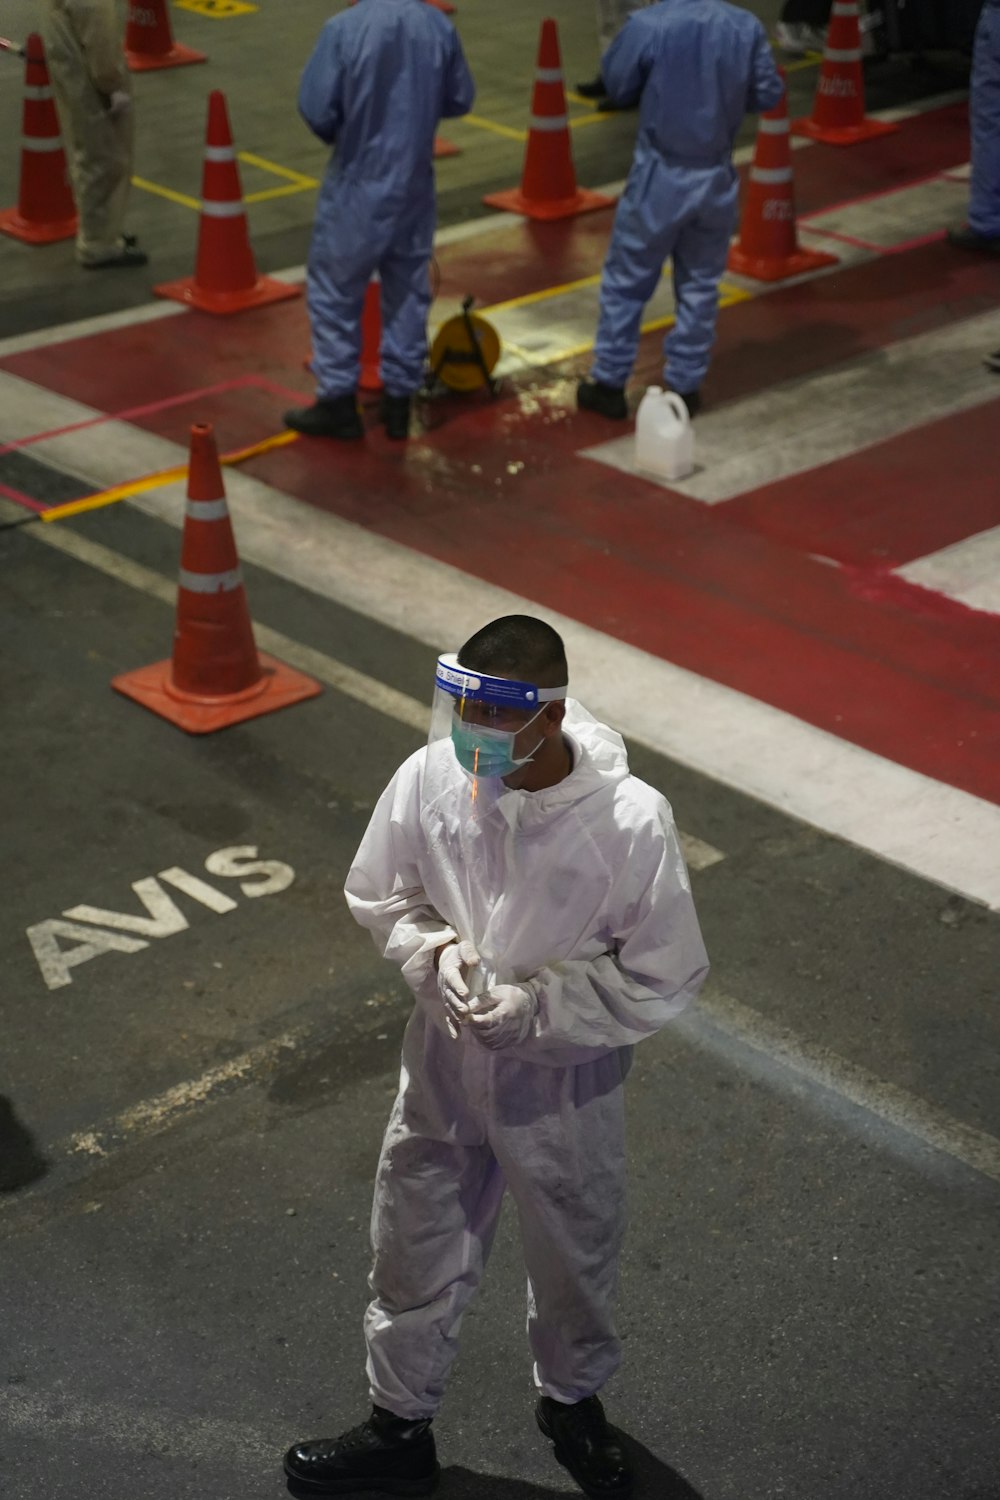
[0,0,971,336]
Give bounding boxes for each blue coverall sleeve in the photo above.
[600,17,654,108]
[298,22,344,146]
[747,24,785,114]
[440,31,476,119]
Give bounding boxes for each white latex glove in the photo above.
[436,940,481,1039]
[107,89,131,119]
[468,983,537,1051]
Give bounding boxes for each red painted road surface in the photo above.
[3,105,998,806]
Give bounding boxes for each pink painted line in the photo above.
[798,167,959,224]
[0,373,270,460]
[803,224,886,254]
[0,480,48,515]
[886,229,947,255]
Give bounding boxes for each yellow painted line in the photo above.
[175,0,257,15]
[131,175,200,211]
[244,182,316,205]
[567,113,611,130]
[463,113,527,143]
[41,431,300,524]
[484,272,601,317]
[495,284,752,366]
[237,152,318,188]
[782,51,824,72]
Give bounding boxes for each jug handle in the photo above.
[663,392,690,427]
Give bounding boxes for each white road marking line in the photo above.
[678,832,725,872]
[896,524,1000,616]
[581,308,1000,504]
[66,1031,303,1159]
[11,378,996,913]
[684,988,1000,1185]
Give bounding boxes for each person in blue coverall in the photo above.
[284,0,474,443]
[948,0,1000,256]
[578,0,783,422]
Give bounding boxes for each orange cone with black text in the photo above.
[124,0,206,71]
[112,424,322,734]
[792,1,897,146]
[728,77,838,281]
[0,33,77,244]
[483,19,614,220]
[154,92,300,315]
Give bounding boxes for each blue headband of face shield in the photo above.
[434,654,568,779]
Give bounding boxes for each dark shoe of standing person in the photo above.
[576,379,628,420]
[284,1405,439,1495]
[79,235,148,269]
[984,349,1000,374]
[284,394,364,441]
[381,393,412,441]
[536,1395,633,1498]
[666,386,702,418]
[946,225,1000,255]
[596,95,637,113]
[575,75,607,99]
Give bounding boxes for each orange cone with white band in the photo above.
[0,34,77,245]
[482,18,614,220]
[792,1,898,146]
[112,424,322,734]
[728,79,838,281]
[124,0,206,71]
[154,92,300,315]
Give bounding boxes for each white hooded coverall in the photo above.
[345,702,709,1418]
[37,0,134,262]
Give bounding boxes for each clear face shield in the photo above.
[428,653,568,782]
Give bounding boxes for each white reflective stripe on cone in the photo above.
[178,566,243,593]
[200,200,246,218]
[204,145,236,163]
[535,67,563,83]
[750,166,793,184]
[759,118,790,134]
[832,2,859,13]
[825,47,862,61]
[528,114,569,131]
[22,136,65,151]
[23,86,53,101]
[185,499,230,521]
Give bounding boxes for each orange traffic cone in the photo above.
[112,424,322,734]
[425,0,456,12]
[728,81,838,281]
[124,0,206,71]
[0,34,77,245]
[434,137,460,159]
[792,1,898,146]
[154,92,300,315]
[359,278,383,393]
[483,19,615,220]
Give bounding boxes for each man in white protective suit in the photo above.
[37,0,145,268]
[284,614,709,1500]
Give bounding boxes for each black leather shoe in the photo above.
[575,76,607,100]
[596,96,636,113]
[284,1405,439,1494]
[984,348,1000,374]
[576,380,628,420]
[667,386,702,418]
[284,395,364,440]
[947,225,1000,254]
[536,1396,633,1498]
[79,236,148,269]
[381,394,411,441]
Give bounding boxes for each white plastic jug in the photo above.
[634,386,695,482]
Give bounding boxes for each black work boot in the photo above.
[666,386,702,418]
[284,394,364,441]
[284,1405,439,1494]
[575,75,607,100]
[536,1395,633,1499]
[946,225,1000,255]
[380,394,412,441]
[576,380,628,420]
